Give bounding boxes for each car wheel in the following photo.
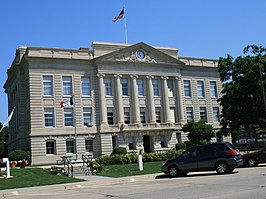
[247,158,258,167]
[215,162,229,174]
[168,165,179,177]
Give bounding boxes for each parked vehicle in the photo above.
[242,146,266,167]
[162,142,243,177]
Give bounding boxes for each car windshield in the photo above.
[182,147,197,158]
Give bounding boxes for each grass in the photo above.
[97,161,162,178]
[0,168,84,190]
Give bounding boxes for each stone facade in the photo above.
[4,42,224,165]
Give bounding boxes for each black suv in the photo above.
[162,142,243,177]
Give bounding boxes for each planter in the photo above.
[19,161,26,168]
[10,161,17,168]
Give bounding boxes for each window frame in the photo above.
[44,108,54,127]
[43,75,53,96]
[105,78,112,96]
[186,107,194,122]
[197,80,205,98]
[184,80,191,97]
[66,138,76,154]
[81,77,91,96]
[46,139,56,155]
[62,76,72,96]
[121,78,128,96]
[138,79,144,96]
[64,108,74,127]
[210,81,218,98]
[152,79,159,96]
[85,139,94,153]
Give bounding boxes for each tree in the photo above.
[218,45,266,136]
[182,121,215,145]
[0,123,9,158]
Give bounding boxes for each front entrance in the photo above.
[143,135,151,153]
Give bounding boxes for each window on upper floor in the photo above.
[43,75,53,96]
[184,80,191,97]
[44,108,54,127]
[197,80,205,98]
[105,78,112,96]
[83,108,92,127]
[186,107,194,122]
[200,107,207,122]
[167,79,174,97]
[153,79,159,96]
[46,139,56,155]
[210,81,218,98]
[64,108,74,126]
[213,107,220,122]
[121,78,128,96]
[62,76,72,96]
[124,108,130,124]
[155,108,161,123]
[107,108,114,125]
[140,108,146,123]
[85,139,93,153]
[138,79,144,96]
[81,77,91,96]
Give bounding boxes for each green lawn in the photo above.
[0,168,84,190]
[97,161,162,178]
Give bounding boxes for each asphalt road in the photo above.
[1,165,266,199]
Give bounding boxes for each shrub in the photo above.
[175,143,186,150]
[112,147,127,155]
[8,150,31,163]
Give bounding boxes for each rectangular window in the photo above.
[43,76,53,96]
[160,135,167,148]
[46,140,56,155]
[200,107,207,122]
[83,108,92,126]
[112,136,118,149]
[66,139,75,153]
[82,77,91,96]
[85,139,93,153]
[197,81,205,97]
[62,76,72,96]
[167,79,174,97]
[210,81,218,98]
[64,108,74,126]
[213,107,220,122]
[138,79,144,96]
[140,108,146,123]
[121,78,128,96]
[153,79,159,96]
[44,108,54,127]
[155,108,161,123]
[128,137,135,150]
[184,80,191,97]
[107,108,114,125]
[124,109,130,124]
[105,78,112,96]
[186,107,194,122]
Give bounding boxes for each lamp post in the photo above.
[259,64,266,119]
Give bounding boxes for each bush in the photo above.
[112,147,127,155]
[8,150,31,163]
[175,143,186,150]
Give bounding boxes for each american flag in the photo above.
[113,9,124,22]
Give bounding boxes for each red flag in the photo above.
[113,9,124,22]
[60,97,74,108]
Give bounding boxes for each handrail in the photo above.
[61,156,73,177]
[81,154,94,175]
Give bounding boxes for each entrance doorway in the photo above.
[143,135,151,153]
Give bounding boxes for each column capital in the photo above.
[114,74,122,78]
[130,74,138,79]
[161,76,169,80]
[97,73,105,78]
[146,75,154,79]
[175,75,182,80]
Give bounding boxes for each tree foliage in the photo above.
[182,121,215,145]
[218,45,266,135]
[0,123,9,158]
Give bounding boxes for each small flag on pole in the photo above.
[113,8,125,22]
[60,97,74,108]
[0,107,15,132]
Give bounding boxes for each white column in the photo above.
[130,75,140,123]
[176,76,185,122]
[97,73,107,125]
[146,75,156,123]
[161,76,171,123]
[114,74,124,124]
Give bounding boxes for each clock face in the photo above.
[136,50,145,60]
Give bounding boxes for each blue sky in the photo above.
[1,0,266,123]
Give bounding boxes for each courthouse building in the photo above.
[4,42,224,164]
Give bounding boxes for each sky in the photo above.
[1,0,266,124]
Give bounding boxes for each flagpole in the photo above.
[73,94,77,161]
[123,6,128,44]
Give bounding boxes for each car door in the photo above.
[258,147,266,163]
[196,145,216,170]
[178,147,198,171]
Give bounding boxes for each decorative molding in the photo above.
[115,51,156,63]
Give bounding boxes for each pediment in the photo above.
[94,42,185,65]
